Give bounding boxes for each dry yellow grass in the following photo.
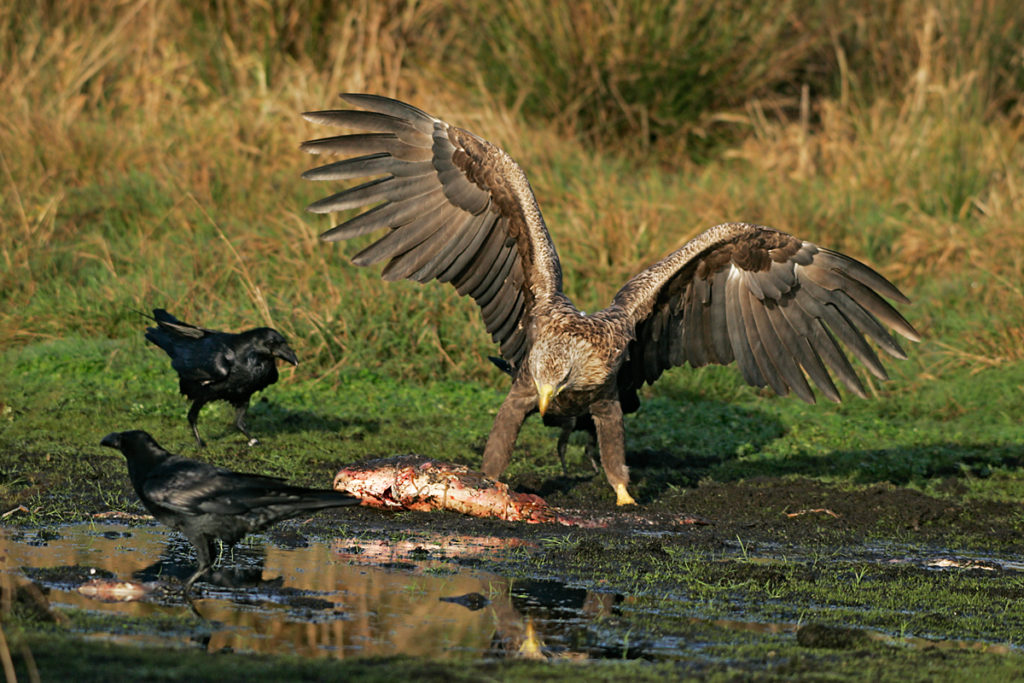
[1,0,1022,380]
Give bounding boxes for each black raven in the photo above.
[143,309,299,447]
[100,430,359,598]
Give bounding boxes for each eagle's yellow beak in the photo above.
[536,383,555,416]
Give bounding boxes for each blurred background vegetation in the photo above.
[1,0,1022,388]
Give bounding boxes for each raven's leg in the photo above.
[233,401,258,446]
[183,535,216,601]
[187,401,207,449]
[482,381,537,479]
[590,397,635,506]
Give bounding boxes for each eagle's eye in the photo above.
[556,371,572,393]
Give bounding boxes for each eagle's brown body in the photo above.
[301,95,920,505]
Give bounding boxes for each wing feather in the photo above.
[769,304,842,402]
[613,222,918,402]
[453,223,507,296]
[739,277,788,395]
[413,210,489,282]
[493,289,525,343]
[301,110,430,144]
[303,95,563,367]
[780,296,866,397]
[477,245,517,309]
[377,203,465,281]
[725,267,767,387]
[708,269,734,363]
[307,174,439,214]
[748,292,813,401]
[300,133,433,162]
[437,212,498,283]
[351,197,456,266]
[339,93,437,128]
[302,154,434,181]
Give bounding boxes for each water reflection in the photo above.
[0,523,619,660]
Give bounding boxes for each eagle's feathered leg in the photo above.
[590,398,635,505]
[481,382,537,479]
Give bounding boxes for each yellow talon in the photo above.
[615,484,636,506]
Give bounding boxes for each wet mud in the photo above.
[4,470,1024,675]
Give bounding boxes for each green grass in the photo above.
[2,332,1021,521]
[3,338,1024,677]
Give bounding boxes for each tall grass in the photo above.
[1,0,1022,388]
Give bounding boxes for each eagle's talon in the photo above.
[615,484,637,506]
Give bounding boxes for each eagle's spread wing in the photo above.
[301,94,563,365]
[613,223,920,402]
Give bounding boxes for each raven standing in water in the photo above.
[100,430,359,599]
[143,309,299,447]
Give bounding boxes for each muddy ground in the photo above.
[2,343,1022,679]
[5,447,1024,681]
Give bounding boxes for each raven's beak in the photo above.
[100,432,122,449]
[276,345,299,366]
[536,383,555,416]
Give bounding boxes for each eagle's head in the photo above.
[527,334,610,415]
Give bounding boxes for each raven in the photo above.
[143,309,299,447]
[100,430,359,598]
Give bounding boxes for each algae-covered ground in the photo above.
[2,337,1024,681]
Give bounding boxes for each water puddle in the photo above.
[0,523,622,659]
[3,524,1021,662]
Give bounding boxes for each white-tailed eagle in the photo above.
[301,95,919,506]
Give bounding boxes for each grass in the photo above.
[2,0,1024,378]
[2,331,1021,523]
[2,0,1024,679]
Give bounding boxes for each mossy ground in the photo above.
[2,337,1024,680]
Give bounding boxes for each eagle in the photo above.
[300,94,919,506]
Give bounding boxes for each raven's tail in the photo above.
[488,356,514,377]
[255,488,362,526]
[143,325,180,355]
[291,489,362,510]
[142,309,206,352]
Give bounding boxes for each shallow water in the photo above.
[0,522,621,659]
[4,522,1021,662]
